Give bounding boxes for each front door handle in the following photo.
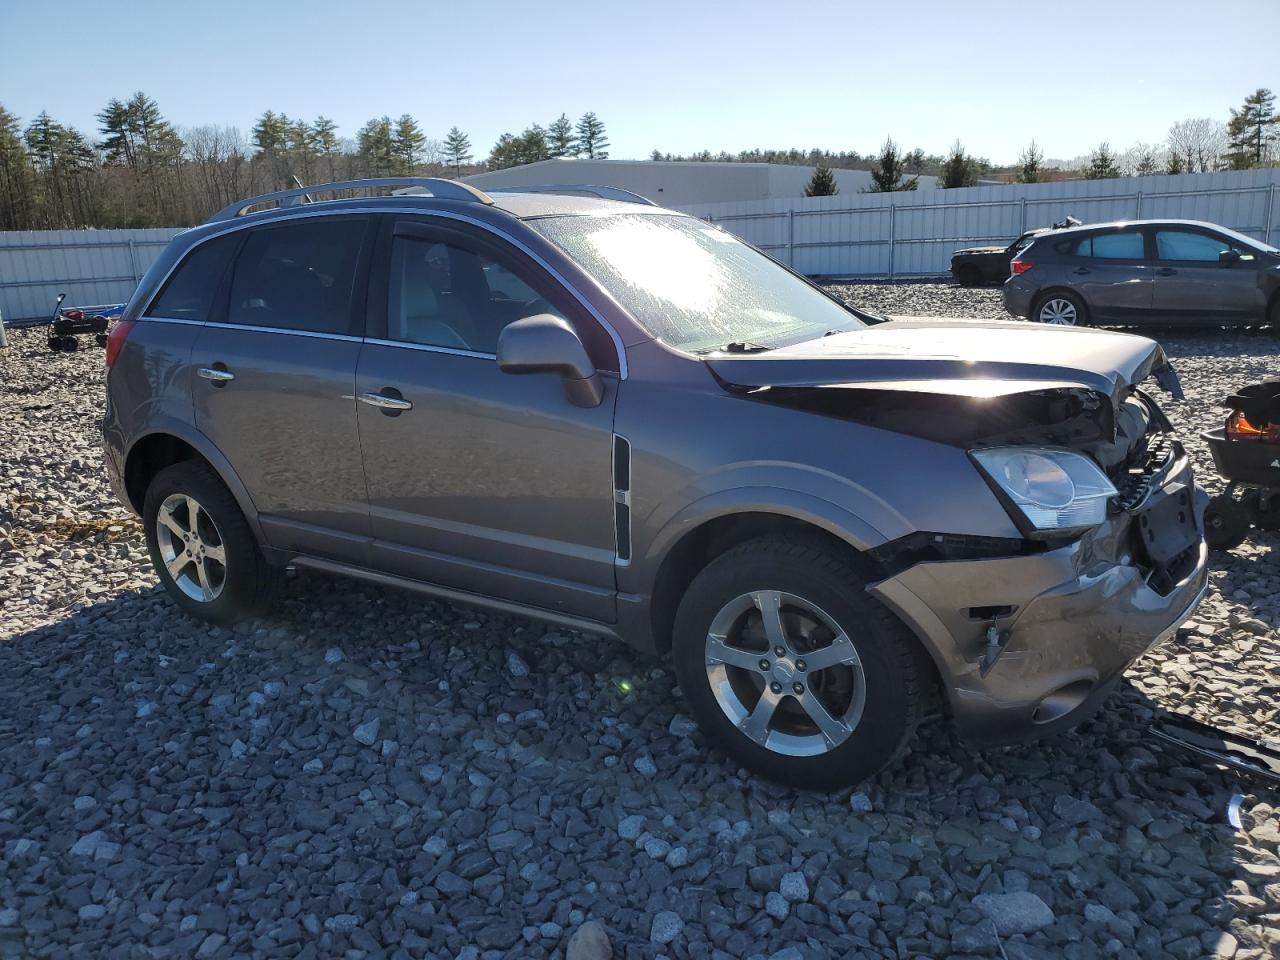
[197,366,235,384]
[1156,267,1177,276]
[359,390,413,413]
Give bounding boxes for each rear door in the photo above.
[1150,226,1262,323]
[1066,228,1152,322]
[355,217,620,621]
[190,216,375,561]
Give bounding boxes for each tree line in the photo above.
[0,94,611,230]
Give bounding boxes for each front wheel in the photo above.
[143,461,278,624]
[1034,291,1087,326]
[956,265,982,288]
[671,537,926,789]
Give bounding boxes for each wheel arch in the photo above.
[1031,286,1089,324]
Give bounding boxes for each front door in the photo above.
[355,218,619,621]
[1150,227,1262,323]
[191,216,374,561]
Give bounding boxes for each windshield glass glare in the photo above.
[531,213,865,353]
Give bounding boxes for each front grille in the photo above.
[1112,434,1175,512]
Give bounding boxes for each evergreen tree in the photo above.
[518,125,550,164]
[940,139,975,188]
[548,113,576,158]
[392,114,427,174]
[309,116,340,179]
[650,149,664,161]
[0,104,34,230]
[1017,139,1043,183]
[869,137,918,192]
[356,116,396,177]
[804,162,838,197]
[24,112,96,227]
[1086,142,1121,179]
[575,112,608,159]
[444,127,473,175]
[1225,88,1277,168]
[486,133,522,170]
[1166,151,1185,175]
[252,110,293,187]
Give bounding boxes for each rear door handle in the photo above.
[1156,267,1177,276]
[197,366,235,384]
[359,390,413,412]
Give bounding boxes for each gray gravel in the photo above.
[2,284,1279,959]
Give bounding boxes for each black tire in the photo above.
[1203,493,1251,551]
[1269,296,1280,336]
[47,335,62,352]
[1243,490,1280,532]
[671,537,926,789]
[1032,290,1088,327]
[957,265,982,288]
[143,460,278,624]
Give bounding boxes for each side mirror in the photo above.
[1219,249,1241,267]
[497,314,604,408]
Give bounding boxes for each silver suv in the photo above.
[103,178,1209,788]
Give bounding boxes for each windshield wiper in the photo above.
[722,340,771,353]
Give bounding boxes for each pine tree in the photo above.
[309,116,340,179]
[1017,140,1043,183]
[356,116,395,177]
[392,114,427,175]
[1086,142,1121,179]
[1225,88,1277,168]
[575,112,608,159]
[252,110,293,187]
[24,112,96,227]
[0,104,34,229]
[548,113,576,158]
[486,133,521,171]
[940,139,974,188]
[518,125,549,164]
[804,163,837,197]
[869,138,918,192]
[444,127,473,175]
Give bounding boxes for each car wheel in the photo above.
[143,461,278,624]
[957,265,982,287]
[1034,291,1087,326]
[1203,493,1251,551]
[671,537,925,789]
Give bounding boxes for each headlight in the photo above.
[971,446,1117,535]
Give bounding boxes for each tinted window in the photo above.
[227,219,364,334]
[388,236,567,354]
[145,234,240,320]
[1156,230,1234,262]
[1076,231,1144,259]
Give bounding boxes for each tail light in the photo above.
[1010,258,1033,275]
[105,320,135,370]
[1226,411,1280,443]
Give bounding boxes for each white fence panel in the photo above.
[680,168,1280,278]
[0,228,183,324]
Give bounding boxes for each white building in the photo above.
[464,158,936,208]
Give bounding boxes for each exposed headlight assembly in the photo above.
[971,446,1117,535]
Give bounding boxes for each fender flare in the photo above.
[125,417,266,543]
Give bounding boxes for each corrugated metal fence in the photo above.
[0,228,182,325]
[677,168,1280,277]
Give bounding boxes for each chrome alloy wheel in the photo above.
[704,590,866,757]
[154,493,227,602]
[1038,297,1078,325]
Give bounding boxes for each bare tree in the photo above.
[1121,142,1164,177]
[183,125,250,217]
[1166,118,1227,173]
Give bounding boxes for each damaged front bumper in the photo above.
[870,447,1209,746]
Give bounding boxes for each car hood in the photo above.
[704,318,1178,403]
[952,245,1008,256]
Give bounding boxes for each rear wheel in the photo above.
[957,264,982,287]
[1203,493,1251,550]
[1034,291,1087,326]
[671,537,925,789]
[143,461,278,624]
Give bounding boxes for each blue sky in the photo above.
[0,0,1272,164]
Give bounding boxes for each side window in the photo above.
[226,219,365,334]
[1079,231,1144,259]
[1156,230,1233,262]
[144,234,240,320]
[388,236,567,354]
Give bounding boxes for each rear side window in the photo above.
[1074,231,1144,259]
[1155,230,1234,262]
[227,219,365,334]
[145,234,240,321]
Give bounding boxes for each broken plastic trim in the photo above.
[1150,711,1280,787]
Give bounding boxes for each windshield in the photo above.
[530,213,865,353]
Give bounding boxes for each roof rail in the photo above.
[208,177,494,222]
[490,184,657,206]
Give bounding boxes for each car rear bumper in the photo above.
[1001,276,1036,318]
[870,454,1208,745]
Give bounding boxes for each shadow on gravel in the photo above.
[1,569,1273,959]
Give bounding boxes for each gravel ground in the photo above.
[1,284,1279,960]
